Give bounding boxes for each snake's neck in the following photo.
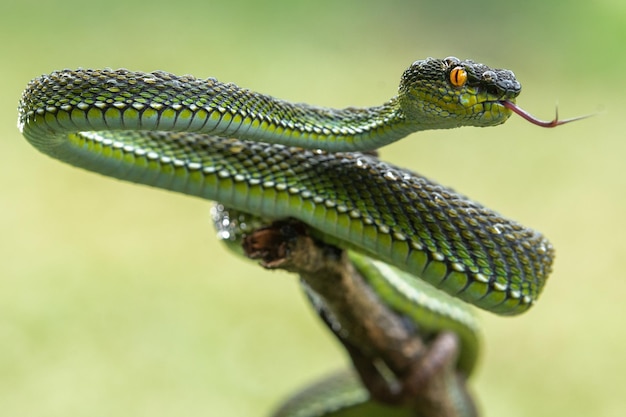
[240,96,417,151]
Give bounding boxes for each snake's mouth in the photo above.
[499,100,588,128]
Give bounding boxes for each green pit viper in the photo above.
[18,57,577,416]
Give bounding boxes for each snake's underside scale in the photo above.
[19,57,556,416]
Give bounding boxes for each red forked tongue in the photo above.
[501,100,591,128]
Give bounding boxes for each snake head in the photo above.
[399,57,520,130]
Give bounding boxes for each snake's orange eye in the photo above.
[449,66,467,87]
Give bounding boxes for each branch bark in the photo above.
[243,219,478,417]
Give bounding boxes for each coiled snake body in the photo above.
[19,57,555,416]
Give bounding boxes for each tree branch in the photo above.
[243,219,478,417]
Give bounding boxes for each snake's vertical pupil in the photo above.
[450,67,467,87]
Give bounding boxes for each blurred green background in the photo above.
[1,0,624,416]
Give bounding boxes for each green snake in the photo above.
[19,57,566,416]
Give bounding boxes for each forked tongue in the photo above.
[501,100,592,127]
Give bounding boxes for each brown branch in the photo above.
[244,219,478,417]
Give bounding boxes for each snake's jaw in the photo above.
[473,99,514,126]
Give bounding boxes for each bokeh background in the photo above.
[1,1,624,416]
